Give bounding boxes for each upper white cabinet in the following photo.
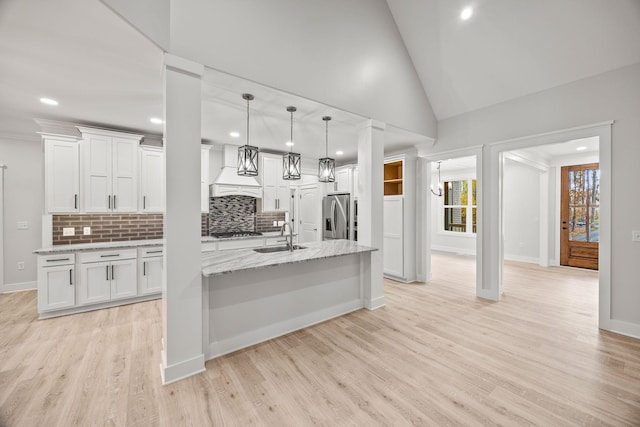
[140,146,164,212]
[42,134,80,213]
[78,127,142,213]
[334,167,351,193]
[260,154,290,212]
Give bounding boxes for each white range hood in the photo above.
[210,145,262,198]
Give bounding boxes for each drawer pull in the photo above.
[146,250,162,254]
[46,258,70,262]
[100,254,120,258]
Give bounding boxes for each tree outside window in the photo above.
[443,179,476,234]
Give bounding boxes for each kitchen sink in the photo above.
[253,245,306,253]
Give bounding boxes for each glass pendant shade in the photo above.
[283,106,301,180]
[318,115,335,183]
[318,157,335,182]
[238,93,259,176]
[238,144,259,176]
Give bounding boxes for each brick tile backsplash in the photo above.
[52,213,210,245]
[256,211,285,233]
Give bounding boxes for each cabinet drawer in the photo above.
[38,253,75,267]
[139,247,163,258]
[80,249,137,264]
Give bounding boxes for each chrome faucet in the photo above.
[280,222,294,251]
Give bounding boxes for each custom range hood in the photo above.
[210,145,262,198]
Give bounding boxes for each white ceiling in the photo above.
[387,0,640,120]
[1,0,638,161]
[0,0,428,164]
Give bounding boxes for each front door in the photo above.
[560,163,599,270]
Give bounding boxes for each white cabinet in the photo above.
[79,249,137,305]
[37,254,76,312]
[261,154,290,212]
[138,247,163,295]
[43,135,80,213]
[383,196,404,278]
[334,167,351,193]
[201,147,210,213]
[140,147,164,212]
[78,127,142,213]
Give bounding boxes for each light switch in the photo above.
[17,221,28,230]
[83,227,91,235]
[632,231,640,242]
[63,227,75,236]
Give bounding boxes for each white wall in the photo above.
[502,159,540,263]
[434,62,640,327]
[155,0,436,138]
[0,135,42,290]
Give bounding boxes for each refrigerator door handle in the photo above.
[331,199,337,238]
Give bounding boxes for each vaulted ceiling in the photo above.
[1,0,639,158]
[387,0,640,119]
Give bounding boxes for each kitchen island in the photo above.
[201,239,378,360]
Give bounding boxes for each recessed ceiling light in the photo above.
[229,131,240,138]
[286,141,294,147]
[461,6,473,20]
[576,146,587,151]
[150,117,163,124]
[336,151,343,156]
[40,97,58,106]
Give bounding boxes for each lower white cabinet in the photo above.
[139,247,163,295]
[79,250,137,305]
[37,254,76,312]
[383,196,404,279]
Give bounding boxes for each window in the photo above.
[443,179,476,234]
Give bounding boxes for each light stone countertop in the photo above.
[34,231,295,255]
[201,240,377,277]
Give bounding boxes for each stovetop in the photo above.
[210,231,263,238]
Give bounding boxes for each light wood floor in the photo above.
[1,253,639,426]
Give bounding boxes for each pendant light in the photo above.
[431,161,443,196]
[318,116,335,183]
[282,106,301,180]
[237,93,259,176]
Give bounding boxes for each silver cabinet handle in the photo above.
[143,196,146,210]
[69,269,73,285]
[143,261,146,276]
[146,250,162,254]
[106,265,109,280]
[111,265,114,280]
[113,195,117,210]
[74,194,78,209]
[46,257,70,262]
[100,254,120,258]
[108,195,111,209]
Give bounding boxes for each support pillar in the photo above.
[161,54,205,384]
[358,120,385,309]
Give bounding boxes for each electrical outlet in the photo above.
[63,227,75,236]
[632,231,640,242]
[17,221,28,230]
[17,262,25,270]
[273,221,278,227]
[83,227,91,235]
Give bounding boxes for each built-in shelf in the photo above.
[384,160,403,196]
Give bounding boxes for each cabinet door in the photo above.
[277,180,290,212]
[261,156,278,211]
[82,134,113,212]
[79,262,111,305]
[112,138,138,212]
[383,197,404,278]
[140,148,164,212]
[335,168,351,193]
[110,259,138,300]
[139,257,163,295]
[37,265,75,312]
[45,138,80,213]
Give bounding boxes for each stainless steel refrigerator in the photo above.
[323,193,350,240]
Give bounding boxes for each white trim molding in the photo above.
[0,163,4,292]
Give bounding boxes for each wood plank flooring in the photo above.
[1,253,639,426]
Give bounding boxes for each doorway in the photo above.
[560,163,600,270]
[298,184,320,244]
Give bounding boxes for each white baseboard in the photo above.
[365,295,386,310]
[607,319,640,340]
[160,352,206,385]
[1,280,36,293]
[503,254,540,264]
[431,245,475,256]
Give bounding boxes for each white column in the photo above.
[161,54,205,384]
[477,145,501,301]
[0,164,4,291]
[357,120,385,309]
[539,170,550,267]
